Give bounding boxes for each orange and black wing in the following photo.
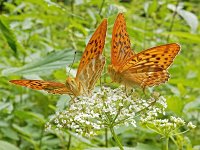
[76,19,107,77]
[10,80,72,95]
[111,13,135,69]
[75,19,107,94]
[121,43,180,87]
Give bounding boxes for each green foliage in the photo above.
[2,48,79,76]
[0,141,20,150]
[0,0,199,149]
[0,16,21,54]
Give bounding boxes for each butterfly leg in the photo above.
[125,85,129,96]
[69,95,76,104]
[142,87,145,93]
[142,86,146,95]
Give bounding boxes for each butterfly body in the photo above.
[10,19,107,97]
[65,77,82,96]
[109,13,180,89]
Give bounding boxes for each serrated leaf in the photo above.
[0,141,20,150]
[2,49,81,76]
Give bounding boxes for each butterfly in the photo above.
[108,13,180,90]
[10,19,107,97]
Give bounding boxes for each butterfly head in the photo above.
[66,77,81,96]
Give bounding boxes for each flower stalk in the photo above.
[166,136,169,150]
[110,126,124,150]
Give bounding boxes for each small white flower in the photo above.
[187,122,196,129]
[62,119,66,124]
[119,103,123,107]
[54,119,59,124]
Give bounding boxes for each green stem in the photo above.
[99,0,105,17]
[110,126,124,150]
[165,136,169,150]
[94,0,105,27]
[166,0,179,42]
[39,125,45,149]
[170,136,178,148]
[70,0,75,38]
[105,128,108,147]
[67,134,72,150]
[143,14,148,49]
[111,107,122,125]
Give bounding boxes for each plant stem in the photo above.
[170,136,178,148]
[99,0,105,17]
[95,0,105,27]
[105,128,108,147]
[166,0,179,42]
[110,126,124,150]
[67,134,72,150]
[39,125,45,149]
[165,136,169,150]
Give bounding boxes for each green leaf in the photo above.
[14,110,45,124]
[86,147,129,150]
[0,141,20,150]
[133,143,160,150]
[12,124,31,137]
[167,96,184,115]
[167,4,198,33]
[144,0,158,16]
[68,130,96,147]
[177,9,198,33]
[162,31,200,43]
[2,49,80,76]
[0,16,18,53]
[1,128,19,140]
[86,144,159,150]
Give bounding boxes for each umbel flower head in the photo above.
[45,86,168,137]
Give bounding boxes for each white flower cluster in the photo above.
[141,112,196,137]
[187,121,196,129]
[140,95,167,122]
[45,86,167,137]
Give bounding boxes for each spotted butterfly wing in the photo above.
[10,19,107,96]
[108,13,180,89]
[76,19,107,94]
[76,19,107,76]
[121,43,180,88]
[9,80,72,94]
[111,13,135,69]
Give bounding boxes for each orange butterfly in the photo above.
[10,19,107,97]
[108,13,180,89]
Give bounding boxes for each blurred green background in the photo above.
[0,0,199,149]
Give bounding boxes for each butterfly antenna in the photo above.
[67,51,77,77]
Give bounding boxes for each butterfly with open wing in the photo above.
[108,13,180,90]
[10,19,107,97]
